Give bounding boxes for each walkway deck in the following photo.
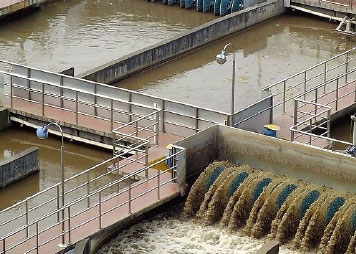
[1,95,183,253]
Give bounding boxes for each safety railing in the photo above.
[112,108,160,151]
[0,145,183,254]
[262,46,356,115]
[0,139,149,251]
[290,64,356,148]
[290,99,332,145]
[0,60,229,138]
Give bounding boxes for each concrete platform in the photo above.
[0,0,41,20]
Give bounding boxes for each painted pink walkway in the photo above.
[2,97,183,254]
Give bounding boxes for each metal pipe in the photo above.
[25,200,29,238]
[99,192,102,229]
[352,114,356,145]
[67,207,71,244]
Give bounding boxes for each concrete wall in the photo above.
[0,146,39,188]
[177,125,356,193]
[79,0,285,84]
[234,95,273,133]
[0,107,10,130]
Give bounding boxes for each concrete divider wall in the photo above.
[176,125,356,193]
[0,107,10,130]
[0,146,39,188]
[234,95,273,133]
[79,0,285,84]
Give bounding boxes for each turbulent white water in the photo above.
[97,203,300,254]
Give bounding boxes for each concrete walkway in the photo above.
[0,0,42,19]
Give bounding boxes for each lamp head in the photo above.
[216,50,227,64]
[36,126,49,140]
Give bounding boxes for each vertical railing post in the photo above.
[86,172,90,208]
[128,180,132,214]
[94,83,97,116]
[324,62,327,94]
[67,207,71,244]
[162,100,166,133]
[283,80,287,113]
[327,109,331,139]
[42,83,45,116]
[336,78,339,111]
[304,71,307,100]
[25,200,29,238]
[36,221,39,254]
[195,108,199,133]
[56,185,60,222]
[128,92,132,123]
[60,76,64,108]
[172,146,177,182]
[309,118,313,145]
[346,52,349,84]
[75,91,79,125]
[293,99,298,126]
[315,88,318,122]
[2,238,5,254]
[98,191,102,229]
[157,168,160,200]
[153,103,159,146]
[292,99,298,142]
[110,99,114,131]
[10,76,13,108]
[145,144,148,178]
[27,68,31,100]
[155,109,160,146]
[117,155,120,192]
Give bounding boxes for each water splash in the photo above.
[183,161,231,217]
[184,161,356,253]
[203,166,252,225]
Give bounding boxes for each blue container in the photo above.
[263,127,277,138]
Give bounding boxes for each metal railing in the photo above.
[230,46,356,134]
[262,46,356,115]
[0,142,184,254]
[0,60,229,138]
[112,108,160,151]
[290,65,356,148]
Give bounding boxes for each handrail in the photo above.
[0,60,229,116]
[263,46,356,91]
[0,147,184,254]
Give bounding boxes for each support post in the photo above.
[283,80,286,113]
[42,83,45,116]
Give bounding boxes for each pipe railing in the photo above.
[0,140,148,243]
[263,46,356,114]
[0,60,229,137]
[0,147,184,254]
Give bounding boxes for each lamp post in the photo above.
[36,122,67,248]
[216,43,235,127]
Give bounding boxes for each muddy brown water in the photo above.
[0,1,354,251]
[0,0,214,74]
[116,14,353,111]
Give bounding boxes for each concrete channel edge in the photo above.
[78,0,285,84]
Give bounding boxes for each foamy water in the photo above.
[98,203,300,254]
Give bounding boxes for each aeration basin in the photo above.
[175,125,356,253]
